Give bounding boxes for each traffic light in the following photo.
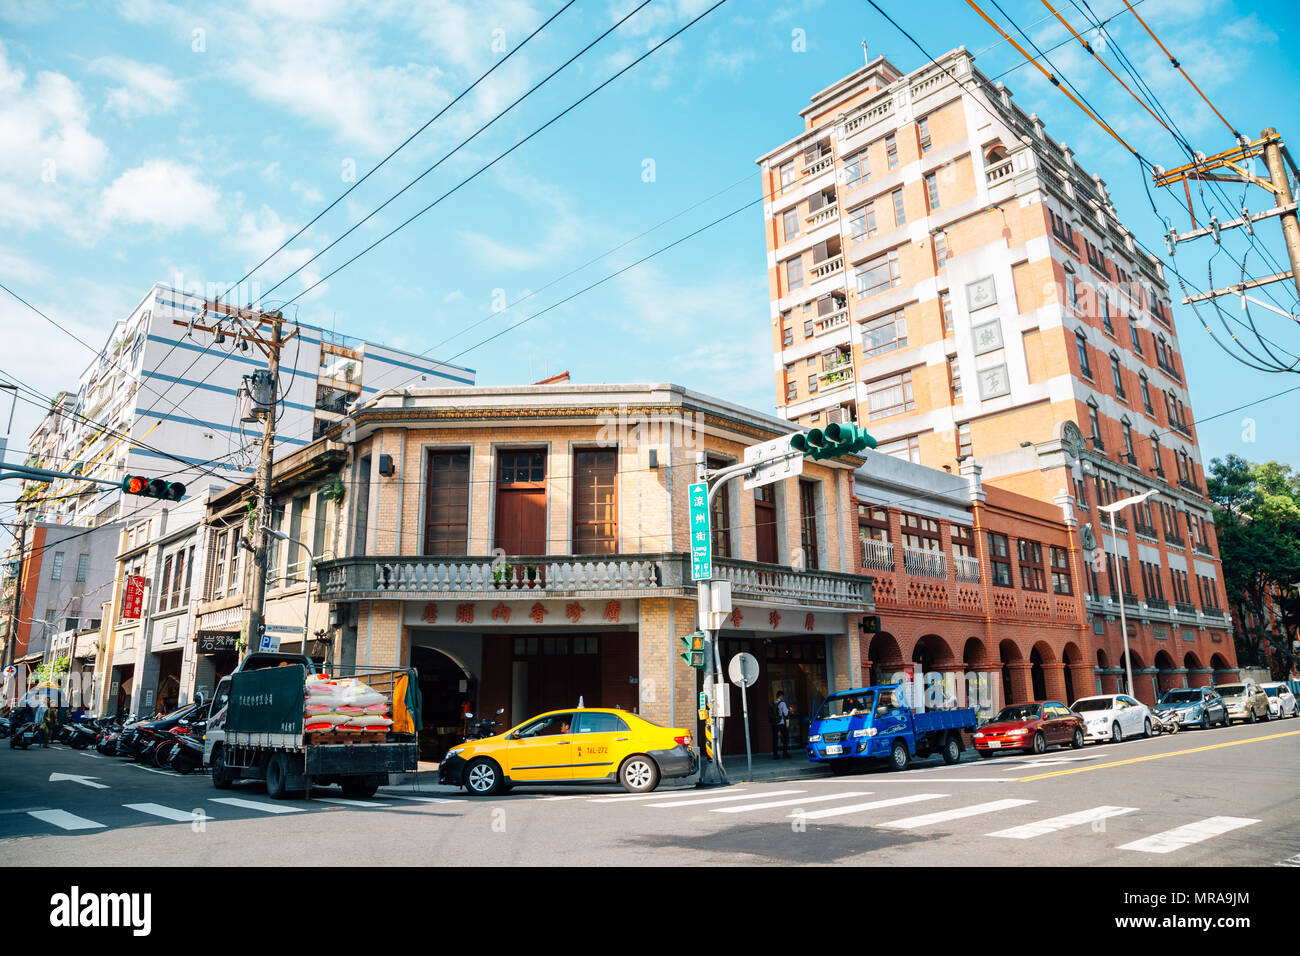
[679,631,706,669]
[120,475,186,501]
[790,422,878,460]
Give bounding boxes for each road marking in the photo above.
[789,793,947,821]
[124,803,205,823]
[315,798,387,808]
[48,772,108,789]
[644,789,803,809]
[713,791,874,814]
[992,755,1098,771]
[1118,816,1259,854]
[27,809,106,831]
[77,752,106,759]
[988,805,1137,839]
[536,795,590,801]
[377,794,461,804]
[125,764,182,777]
[589,788,751,804]
[880,798,1037,829]
[209,797,307,814]
[1276,853,1300,867]
[1017,729,1300,782]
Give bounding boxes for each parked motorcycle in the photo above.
[167,725,206,774]
[462,707,506,741]
[1152,709,1181,735]
[8,722,43,749]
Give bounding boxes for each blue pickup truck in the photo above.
[806,683,978,773]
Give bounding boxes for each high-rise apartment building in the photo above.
[757,48,1235,691]
[17,283,475,528]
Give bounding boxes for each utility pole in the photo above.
[1154,129,1300,309]
[181,301,297,655]
[2,515,28,672]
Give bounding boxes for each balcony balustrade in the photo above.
[903,546,947,580]
[860,538,894,573]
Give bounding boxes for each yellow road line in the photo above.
[1017,729,1300,782]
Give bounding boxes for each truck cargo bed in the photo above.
[305,742,418,776]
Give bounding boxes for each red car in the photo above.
[973,701,1085,757]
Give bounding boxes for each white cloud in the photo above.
[458,173,583,272]
[89,56,184,118]
[98,159,223,233]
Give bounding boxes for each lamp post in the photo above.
[1098,488,1159,697]
[260,526,315,659]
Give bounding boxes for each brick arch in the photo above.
[999,639,1031,705]
[868,632,903,666]
[911,633,957,669]
[1210,653,1232,670]
[1183,651,1204,670]
[962,637,991,668]
[1062,641,1087,704]
[1096,648,1111,670]
[1154,650,1177,670]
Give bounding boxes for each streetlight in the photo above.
[260,526,316,660]
[1098,488,1159,697]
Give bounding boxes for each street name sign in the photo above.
[689,482,711,581]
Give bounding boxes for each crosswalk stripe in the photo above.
[643,789,803,809]
[315,798,386,808]
[713,792,874,814]
[1276,853,1300,867]
[27,809,106,831]
[124,803,205,823]
[788,793,947,821]
[209,797,306,814]
[1118,816,1259,854]
[589,789,749,804]
[988,805,1137,839]
[880,798,1037,829]
[379,794,461,804]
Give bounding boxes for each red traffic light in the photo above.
[120,475,186,500]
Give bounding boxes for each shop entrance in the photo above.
[411,645,473,762]
[716,635,827,757]
[113,664,134,717]
[154,650,182,714]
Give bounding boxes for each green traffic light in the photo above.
[792,424,878,460]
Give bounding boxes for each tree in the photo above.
[1207,455,1300,676]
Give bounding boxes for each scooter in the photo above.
[1152,709,1181,735]
[8,722,43,749]
[462,708,506,741]
[167,726,205,774]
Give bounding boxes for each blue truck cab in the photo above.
[806,683,978,773]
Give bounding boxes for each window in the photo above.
[170,548,187,609]
[885,133,898,169]
[1085,239,1109,277]
[940,291,954,333]
[1140,374,1153,415]
[957,422,972,457]
[848,201,877,239]
[861,308,906,356]
[1087,401,1103,449]
[877,435,920,463]
[1018,539,1046,590]
[778,160,795,190]
[917,116,932,154]
[783,207,800,242]
[1050,546,1071,594]
[1122,420,1135,461]
[900,512,940,551]
[799,480,820,571]
[51,552,64,580]
[424,451,470,556]
[858,505,891,561]
[1101,294,1113,334]
[933,231,948,271]
[782,326,793,347]
[948,356,963,400]
[865,371,914,418]
[1076,331,1092,378]
[855,250,900,298]
[158,554,173,612]
[808,374,818,394]
[75,553,89,583]
[844,150,869,186]
[1130,318,1144,355]
[1111,354,1126,399]
[803,320,814,339]
[988,532,1012,587]
[573,450,618,555]
[785,256,803,291]
[1064,263,1078,310]
[786,380,797,402]
[1049,208,1075,247]
[573,712,629,734]
[266,503,285,586]
[891,187,906,226]
[925,172,940,210]
[209,530,228,600]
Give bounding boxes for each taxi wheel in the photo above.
[1071,728,1085,749]
[618,755,659,793]
[464,758,504,796]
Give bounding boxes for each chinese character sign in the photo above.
[689,481,711,581]
[122,575,145,620]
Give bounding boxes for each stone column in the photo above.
[1041,661,1068,703]
[1005,661,1033,705]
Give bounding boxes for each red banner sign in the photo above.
[123,575,145,620]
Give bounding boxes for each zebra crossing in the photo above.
[594,784,1263,855]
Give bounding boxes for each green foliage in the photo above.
[1207,455,1300,675]
[31,657,70,686]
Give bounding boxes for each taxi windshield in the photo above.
[816,692,875,719]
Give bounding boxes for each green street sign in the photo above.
[689,481,711,581]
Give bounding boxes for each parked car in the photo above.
[1155,687,1229,729]
[1069,694,1153,743]
[972,701,1085,757]
[1215,682,1270,724]
[440,708,697,796]
[1261,683,1298,720]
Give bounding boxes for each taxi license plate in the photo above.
[825,744,843,755]
[988,741,1002,749]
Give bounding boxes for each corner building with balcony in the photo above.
[759,48,1238,698]
[313,383,874,760]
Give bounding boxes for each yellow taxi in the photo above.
[439,708,697,795]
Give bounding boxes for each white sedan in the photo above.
[1069,694,1153,743]
[1262,683,1299,719]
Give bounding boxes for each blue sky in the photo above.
[1,0,1297,475]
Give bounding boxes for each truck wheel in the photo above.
[341,776,381,799]
[618,755,660,793]
[464,757,504,796]
[265,753,291,800]
[941,735,961,765]
[211,746,235,789]
[889,740,910,772]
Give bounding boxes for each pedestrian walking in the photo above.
[34,699,50,748]
[769,691,792,759]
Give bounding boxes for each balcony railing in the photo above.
[1174,601,1195,615]
[813,309,849,336]
[985,159,1014,184]
[1200,606,1226,619]
[805,203,839,228]
[1145,597,1168,610]
[953,553,980,583]
[860,538,894,573]
[802,154,833,177]
[818,364,855,389]
[903,546,947,580]
[318,553,873,610]
[809,255,844,281]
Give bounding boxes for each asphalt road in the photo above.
[2,719,1297,866]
